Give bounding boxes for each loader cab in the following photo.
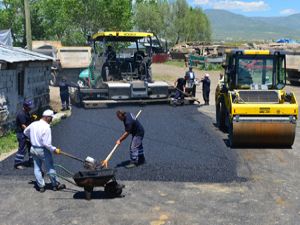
[224,50,286,90]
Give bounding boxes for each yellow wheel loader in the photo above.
[215,50,298,147]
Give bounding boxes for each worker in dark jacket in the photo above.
[172,77,186,105]
[58,77,70,111]
[201,73,211,105]
[14,100,33,169]
[116,110,145,169]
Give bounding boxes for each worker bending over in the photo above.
[172,76,186,105]
[116,110,145,169]
[24,110,65,192]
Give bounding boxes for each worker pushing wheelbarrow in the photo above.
[55,110,144,200]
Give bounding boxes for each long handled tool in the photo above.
[174,86,200,104]
[101,110,142,168]
[60,150,98,170]
[163,80,200,104]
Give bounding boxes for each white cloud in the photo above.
[193,0,210,5]
[280,8,298,16]
[193,0,270,12]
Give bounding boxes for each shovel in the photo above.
[101,110,142,168]
[59,150,98,170]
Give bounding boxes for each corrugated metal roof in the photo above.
[0,44,53,63]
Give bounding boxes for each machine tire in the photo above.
[104,181,123,197]
[216,101,226,131]
[50,71,57,86]
[228,122,234,148]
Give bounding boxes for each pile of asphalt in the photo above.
[0,105,240,183]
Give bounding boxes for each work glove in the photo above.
[54,148,61,154]
[31,114,38,121]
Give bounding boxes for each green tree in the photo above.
[135,1,163,35]
[134,0,211,45]
[0,0,25,46]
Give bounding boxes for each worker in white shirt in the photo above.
[24,109,66,193]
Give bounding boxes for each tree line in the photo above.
[0,0,211,47]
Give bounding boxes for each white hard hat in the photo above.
[205,73,210,77]
[42,109,54,118]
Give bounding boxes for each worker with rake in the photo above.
[116,110,145,169]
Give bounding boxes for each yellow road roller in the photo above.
[215,49,298,147]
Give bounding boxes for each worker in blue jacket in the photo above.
[116,110,145,169]
[58,77,70,111]
[14,100,33,169]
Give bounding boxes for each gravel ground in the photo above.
[1,63,300,225]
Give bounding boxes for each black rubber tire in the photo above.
[216,101,226,130]
[104,181,123,196]
[50,72,57,86]
[228,122,234,148]
[84,187,93,200]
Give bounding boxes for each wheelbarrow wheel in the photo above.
[84,187,94,200]
[104,181,123,197]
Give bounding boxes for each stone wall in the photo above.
[0,61,51,135]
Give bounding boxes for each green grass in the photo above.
[0,131,18,155]
[153,74,176,83]
[164,60,186,68]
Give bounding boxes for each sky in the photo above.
[188,0,300,17]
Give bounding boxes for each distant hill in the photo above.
[205,9,300,41]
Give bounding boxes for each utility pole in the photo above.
[24,0,32,50]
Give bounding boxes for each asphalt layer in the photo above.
[0,104,241,183]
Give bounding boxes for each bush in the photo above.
[0,131,18,155]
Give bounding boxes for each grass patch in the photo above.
[0,131,18,155]
[164,60,186,68]
[153,74,176,84]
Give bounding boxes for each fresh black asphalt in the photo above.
[0,105,241,183]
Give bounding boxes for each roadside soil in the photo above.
[49,86,61,113]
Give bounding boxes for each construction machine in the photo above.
[215,49,298,147]
[73,31,173,108]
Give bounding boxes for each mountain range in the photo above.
[204,9,300,41]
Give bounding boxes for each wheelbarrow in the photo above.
[55,164,124,200]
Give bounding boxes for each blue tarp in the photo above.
[0,29,13,46]
[276,38,298,44]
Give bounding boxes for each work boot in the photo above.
[138,155,146,165]
[53,183,66,191]
[39,187,46,193]
[14,164,25,170]
[125,161,138,169]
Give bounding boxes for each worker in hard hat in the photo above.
[24,109,66,192]
[201,73,211,105]
[116,110,145,169]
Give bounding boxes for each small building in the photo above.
[0,44,53,135]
